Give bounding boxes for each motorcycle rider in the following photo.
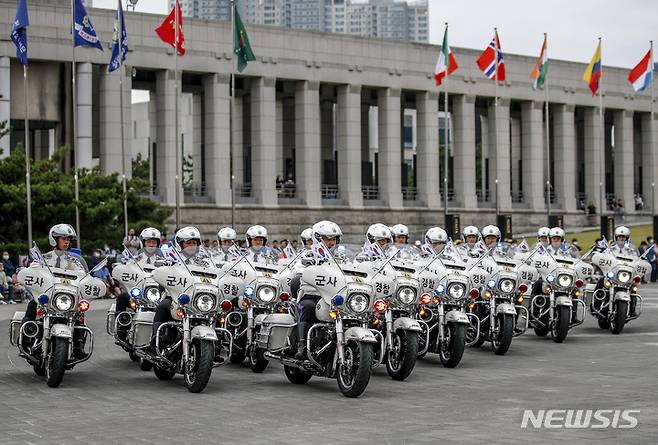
[390,224,409,246]
[300,228,314,249]
[215,227,240,263]
[610,226,637,255]
[547,227,569,256]
[357,223,391,261]
[23,224,89,357]
[535,227,551,250]
[459,225,481,257]
[481,225,501,249]
[423,227,448,257]
[294,220,343,359]
[245,225,274,265]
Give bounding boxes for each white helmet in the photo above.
[217,227,237,242]
[462,225,480,241]
[300,228,313,243]
[140,227,161,243]
[481,225,501,241]
[48,223,77,247]
[367,223,392,244]
[425,227,448,244]
[390,224,409,241]
[312,220,343,242]
[537,227,550,239]
[175,226,202,248]
[246,225,268,246]
[614,226,630,239]
[549,227,565,240]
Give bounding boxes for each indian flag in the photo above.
[434,25,458,87]
[531,34,548,89]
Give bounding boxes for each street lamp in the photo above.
[127,0,138,11]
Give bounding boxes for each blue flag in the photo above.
[73,0,103,51]
[108,0,128,72]
[11,0,29,66]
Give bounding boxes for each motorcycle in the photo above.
[10,249,104,387]
[528,247,588,342]
[107,258,163,371]
[589,245,649,334]
[256,252,377,397]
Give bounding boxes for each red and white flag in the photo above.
[477,29,505,81]
[434,24,458,86]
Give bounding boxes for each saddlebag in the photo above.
[257,313,295,352]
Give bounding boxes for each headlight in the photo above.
[447,283,466,299]
[145,287,161,302]
[53,293,74,311]
[257,286,276,303]
[194,293,216,312]
[347,293,369,313]
[396,286,416,304]
[557,274,573,288]
[617,270,631,284]
[499,279,515,294]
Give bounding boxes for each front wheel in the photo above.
[337,340,373,398]
[439,323,466,368]
[552,306,570,343]
[492,314,514,356]
[386,330,418,381]
[249,345,269,373]
[610,300,628,335]
[46,337,68,388]
[184,340,215,393]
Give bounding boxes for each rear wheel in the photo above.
[610,300,628,335]
[439,323,466,368]
[46,337,68,388]
[492,314,514,356]
[284,365,312,384]
[552,306,570,343]
[386,330,418,380]
[337,340,373,398]
[184,340,215,393]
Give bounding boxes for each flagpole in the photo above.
[650,40,655,217]
[230,0,236,229]
[174,0,181,229]
[598,37,605,223]
[494,27,500,217]
[71,0,81,248]
[118,1,129,239]
[443,22,449,225]
[544,33,552,223]
[24,64,32,248]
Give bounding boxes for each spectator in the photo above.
[123,228,141,256]
[635,194,644,211]
[576,198,586,212]
[646,237,657,283]
[571,239,582,252]
[11,272,25,303]
[291,240,299,250]
[2,252,15,303]
[587,202,596,215]
[203,239,211,249]
[89,250,113,292]
[276,175,284,195]
[272,240,281,254]
[211,240,219,249]
[0,262,12,304]
[638,241,647,256]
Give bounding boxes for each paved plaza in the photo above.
[0,287,656,444]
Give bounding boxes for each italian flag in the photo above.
[531,35,548,89]
[434,25,458,86]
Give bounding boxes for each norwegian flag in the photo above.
[312,241,330,259]
[421,243,436,257]
[281,243,297,259]
[477,29,506,81]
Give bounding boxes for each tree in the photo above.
[0,145,170,254]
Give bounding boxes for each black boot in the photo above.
[295,322,309,360]
[629,295,638,317]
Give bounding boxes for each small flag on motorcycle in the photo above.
[421,242,436,257]
[228,244,242,258]
[517,239,530,253]
[312,241,330,259]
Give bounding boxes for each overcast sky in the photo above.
[93,0,658,69]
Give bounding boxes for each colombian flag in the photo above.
[583,40,602,96]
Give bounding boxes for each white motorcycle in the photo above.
[10,248,104,387]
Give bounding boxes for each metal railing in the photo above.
[183,182,207,197]
[543,190,556,204]
[401,186,417,201]
[362,185,379,200]
[321,184,340,200]
[511,191,524,203]
[440,188,455,202]
[277,183,297,199]
[476,190,491,202]
[234,183,252,198]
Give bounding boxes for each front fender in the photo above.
[613,291,630,302]
[344,326,377,343]
[444,310,470,325]
[495,303,517,316]
[555,296,573,307]
[190,325,218,342]
[50,323,73,339]
[392,316,423,332]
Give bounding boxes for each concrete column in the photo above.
[613,110,635,213]
[416,91,440,208]
[295,81,322,207]
[510,116,521,199]
[275,98,284,177]
[232,95,244,184]
[521,101,545,210]
[251,77,278,205]
[320,99,334,182]
[480,115,489,197]
[553,104,577,211]
[378,87,403,208]
[155,69,177,205]
[99,67,132,177]
[452,94,477,208]
[336,84,363,207]
[360,104,371,185]
[641,113,658,212]
[0,57,10,158]
[204,73,231,206]
[76,62,93,169]
[584,106,604,212]
[488,99,512,210]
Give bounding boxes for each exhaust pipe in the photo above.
[22,321,40,338]
[227,312,244,327]
[116,312,133,328]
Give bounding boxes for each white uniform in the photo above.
[42,250,88,272]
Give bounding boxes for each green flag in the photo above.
[233,8,255,73]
